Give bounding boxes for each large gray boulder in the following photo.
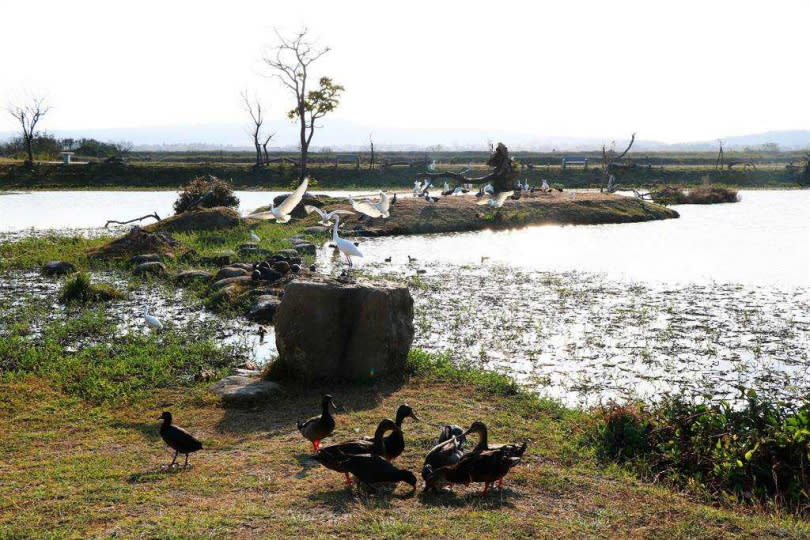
[274,278,414,381]
[42,261,76,276]
[248,295,281,323]
[209,375,282,406]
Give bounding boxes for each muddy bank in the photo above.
[319,191,678,236]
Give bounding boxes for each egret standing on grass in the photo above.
[143,306,162,331]
[246,177,309,223]
[249,231,260,242]
[332,215,362,267]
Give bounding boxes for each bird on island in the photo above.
[298,394,339,452]
[331,215,363,268]
[249,231,260,242]
[158,411,203,468]
[384,256,392,262]
[143,306,162,332]
[424,191,441,203]
[413,180,422,197]
[361,404,420,461]
[391,193,398,205]
[541,179,550,192]
[304,205,354,226]
[481,256,490,264]
[246,177,308,223]
[313,419,400,485]
[348,191,391,219]
[407,255,417,263]
[428,160,437,171]
[452,186,468,196]
[337,453,418,494]
[476,191,513,209]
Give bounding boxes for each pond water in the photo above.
[1,189,808,405]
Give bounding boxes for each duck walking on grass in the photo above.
[158,411,202,469]
[298,394,339,452]
[362,403,420,461]
[313,419,400,485]
[339,454,417,494]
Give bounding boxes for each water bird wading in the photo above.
[298,394,339,452]
[158,411,202,468]
[143,306,162,332]
[330,215,362,268]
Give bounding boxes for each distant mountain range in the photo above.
[2,121,809,152]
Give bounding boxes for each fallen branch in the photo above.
[104,212,161,229]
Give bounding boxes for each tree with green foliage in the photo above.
[263,28,344,181]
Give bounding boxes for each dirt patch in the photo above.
[86,227,183,260]
[146,207,241,233]
[318,191,678,236]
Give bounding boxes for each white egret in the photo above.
[249,231,260,242]
[348,192,391,219]
[304,205,354,226]
[541,179,550,192]
[143,306,162,332]
[331,215,363,267]
[413,180,422,196]
[476,191,513,208]
[246,177,309,223]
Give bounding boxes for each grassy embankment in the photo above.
[0,152,806,190]
[2,298,809,537]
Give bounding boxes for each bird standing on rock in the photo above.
[298,394,339,452]
[158,411,203,468]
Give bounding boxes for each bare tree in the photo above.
[261,132,274,165]
[600,133,636,192]
[263,28,344,180]
[7,95,50,166]
[241,90,266,167]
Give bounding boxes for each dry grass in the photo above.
[2,375,807,538]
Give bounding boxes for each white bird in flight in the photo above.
[247,177,309,223]
[304,205,354,226]
[143,306,162,332]
[477,190,514,208]
[331,215,363,267]
[348,192,391,219]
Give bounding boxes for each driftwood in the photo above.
[104,212,161,229]
[601,133,636,192]
[416,142,519,194]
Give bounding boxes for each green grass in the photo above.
[59,272,123,304]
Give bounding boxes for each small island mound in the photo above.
[316,190,678,237]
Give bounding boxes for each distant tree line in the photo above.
[0,134,132,160]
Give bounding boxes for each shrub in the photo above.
[173,175,239,214]
[590,392,810,510]
[59,272,122,304]
[685,185,739,204]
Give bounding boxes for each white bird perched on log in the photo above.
[246,177,308,223]
[304,205,354,226]
[477,190,513,208]
[249,231,260,242]
[348,192,391,219]
[143,306,162,331]
[331,215,362,267]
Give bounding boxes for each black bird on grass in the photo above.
[362,404,420,461]
[158,411,203,468]
[313,419,399,485]
[298,394,339,452]
[339,454,417,494]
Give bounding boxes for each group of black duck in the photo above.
[159,394,526,496]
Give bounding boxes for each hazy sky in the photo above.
[1,0,808,144]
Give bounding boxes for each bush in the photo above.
[59,272,122,304]
[173,175,239,214]
[685,185,739,204]
[591,392,810,510]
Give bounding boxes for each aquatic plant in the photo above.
[59,272,122,304]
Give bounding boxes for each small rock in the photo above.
[211,275,254,290]
[259,268,283,282]
[214,266,250,281]
[129,253,162,265]
[303,226,327,235]
[209,376,283,407]
[293,243,316,255]
[277,249,299,259]
[272,261,291,274]
[175,270,213,285]
[133,261,167,276]
[291,264,301,273]
[248,295,282,322]
[238,242,258,250]
[42,261,76,276]
[230,263,254,271]
[200,251,235,266]
[309,264,317,272]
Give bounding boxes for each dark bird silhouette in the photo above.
[407,255,417,263]
[338,454,417,493]
[422,425,466,489]
[384,256,392,263]
[313,419,399,485]
[158,411,202,468]
[362,404,420,461]
[298,394,338,452]
[424,191,440,203]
